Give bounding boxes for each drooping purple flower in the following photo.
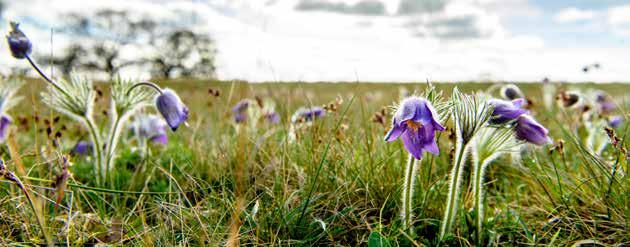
[0,115,12,142]
[514,115,551,145]
[291,106,326,123]
[232,100,250,123]
[6,22,32,59]
[488,98,529,125]
[72,141,93,156]
[384,97,445,159]
[500,84,525,101]
[609,116,622,128]
[156,89,189,131]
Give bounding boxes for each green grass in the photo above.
[0,80,628,246]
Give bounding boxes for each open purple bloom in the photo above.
[291,106,326,123]
[156,89,189,131]
[72,141,93,156]
[514,115,551,145]
[232,100,250,123]
[609,116,622,128]
[384,97,445,159]
[488,99,528,124]
[6,22,32,59]
[0,115,12,142]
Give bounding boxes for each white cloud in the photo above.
[554,7,596,23]
[2,0,630,82]
[607,5,630,37]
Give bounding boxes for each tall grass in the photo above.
[0,80,627,245]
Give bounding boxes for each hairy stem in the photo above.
[401,154,419,230]
[83,116,103,185]
[104,113,125,179]
[440,139,469,239]
[472,157,487,246]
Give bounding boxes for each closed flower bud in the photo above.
[6,22,32,59]
[156,89,189,131]
[500,84,525,101]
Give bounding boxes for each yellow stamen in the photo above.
[405,120,423,132]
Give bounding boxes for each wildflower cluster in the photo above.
[383,84,552,242]
[6,22,189,186]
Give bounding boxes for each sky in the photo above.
[1,0,629,82]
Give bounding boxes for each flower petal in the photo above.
[384,124,406,142]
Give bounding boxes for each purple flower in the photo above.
[609,116,622,128]
[6,22,32,59]
[514,115,551,145]
[72,141,93,156]
[488,99,528,124]
[384,97,445,159]
[232,100,250,123]
[156,89,189,131]
[500,84,525,101]
[291,107,326,123]
[264,111,280,124]
[595,91,616,112]
[134,114,168,145]
[0,115,12,142]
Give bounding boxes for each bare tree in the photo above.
[150,29,216,79]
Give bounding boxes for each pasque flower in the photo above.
[514,115,551,145]
[595,91,616,112]
[500,84,525,101]
[609,116,622,128]
[232,99,251,123]
[384,97,445,159]
[133,114,168,145]
[72,141,93,156]
[488,98,528,124]
[6,22,32,59]
[264,111,280,124]
[291,106,326,123]
[0,116,11,142]
[156,89,189,131]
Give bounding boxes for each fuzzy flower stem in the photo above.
[439,138,469,239]
[83,116,103,185]
[24,54,70,98]
[472,157,488,246]
[126,81,163,96]
[401,154,419,230]
[104,114,123,182]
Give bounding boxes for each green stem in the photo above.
[440,139,469,239]
[83,117,103,185]
[104,114,124,181]
[472,158,486,246]
[25,54,71,99]
[401,154,419,230]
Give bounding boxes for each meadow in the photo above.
[0,78,627,246]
